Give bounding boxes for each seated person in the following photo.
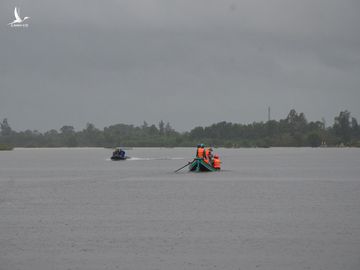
[212,154,221,169]
[119,149,125,158]
[196,144,205,158]
[204,147,213,163]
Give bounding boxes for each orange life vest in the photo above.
[204,148,212,163]
[197,147,205,158]
[213,157,221,169]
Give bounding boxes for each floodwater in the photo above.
[0,147,359,270]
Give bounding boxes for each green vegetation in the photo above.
[0,144,13,151]
[1,110,359,148]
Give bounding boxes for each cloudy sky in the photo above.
[1,0,359,131]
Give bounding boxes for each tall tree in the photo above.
[165,122,174,136]
[60,125,77,146]
[0,118,12,136]
[60,125,75,135]
[286,109,307,133]
[351,117,359,139]
[334,111,351,144]
[158,120,165,136]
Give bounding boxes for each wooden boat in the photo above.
[188,158,219,172]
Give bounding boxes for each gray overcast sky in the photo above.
[1,0,359,131]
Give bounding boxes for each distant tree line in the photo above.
[1,110,359,148]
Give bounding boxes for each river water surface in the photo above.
[1,148,359,270]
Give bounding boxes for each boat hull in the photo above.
[189,158,219,172]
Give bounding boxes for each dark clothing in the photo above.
[113,149,125,158]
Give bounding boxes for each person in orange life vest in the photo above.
[196,144,205,158]
[195,144,201,157]
[213,154,221,169]
[204,147,213,163]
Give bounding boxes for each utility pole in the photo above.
[268,106,271,122]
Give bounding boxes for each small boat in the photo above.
[110,148,129,161]
[189,158,219,172]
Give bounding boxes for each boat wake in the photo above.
[106,157,185,161]
[128,157,185,161]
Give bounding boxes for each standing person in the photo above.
[213,154,221,170]
[196,144,205,158]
